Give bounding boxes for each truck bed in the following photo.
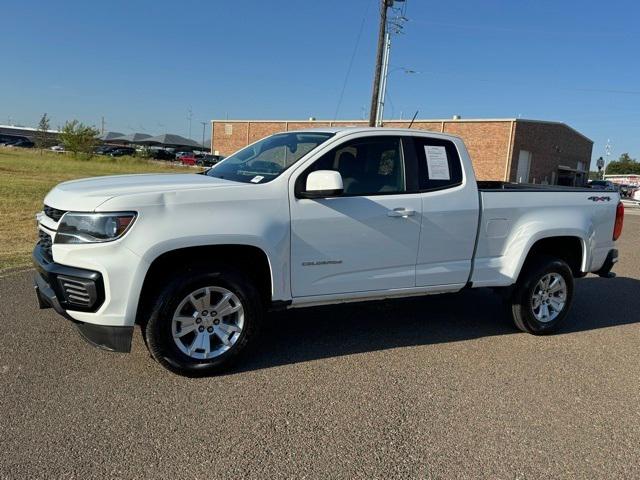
[470,185,619,288]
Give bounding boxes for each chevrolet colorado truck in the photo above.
[33,128,624,376]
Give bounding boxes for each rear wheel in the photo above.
[509,255,574,334]
[145,266,262,376]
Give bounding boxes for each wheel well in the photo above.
[135,245,273,325]
[523,236,583,277]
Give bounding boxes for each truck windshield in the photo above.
[206,132,335,183]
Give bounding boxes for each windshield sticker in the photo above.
[250,175,265,183]
[425,146,450,180]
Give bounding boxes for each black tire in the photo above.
[509,255,574,335]
[144,265,262,376]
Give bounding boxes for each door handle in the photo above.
[387,208,416,218]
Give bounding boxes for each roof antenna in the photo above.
[408,110,419,128]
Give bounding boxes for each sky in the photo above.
[1,0,638,168]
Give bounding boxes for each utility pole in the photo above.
[368,0,391,127]
[369,0,406,127]
[187,107,193,139]
[101,116,105,134]
[200,121,207,150]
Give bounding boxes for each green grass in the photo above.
[0,148,189,271]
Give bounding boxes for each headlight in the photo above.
[55,212,137,244]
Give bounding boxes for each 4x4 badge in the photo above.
[588,196,611,202]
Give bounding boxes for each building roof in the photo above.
[210,118,592,143]
[0,124,59,134]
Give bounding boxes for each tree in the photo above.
[59,120,99,159]
[606,153,640,175]
[35,113,51,150]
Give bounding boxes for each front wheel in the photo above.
[144,266,262,376]
[509,255,574,334]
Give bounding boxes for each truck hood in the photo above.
[44,173,240,211]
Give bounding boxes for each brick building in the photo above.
[210,118,593,185]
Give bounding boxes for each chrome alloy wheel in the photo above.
[171,286,244,360]
[531,273,567,323]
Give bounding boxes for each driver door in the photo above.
[289,135,422,297]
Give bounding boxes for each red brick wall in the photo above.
[509,121,593,184]
[211,119,590,184]
[442,121,513,181]
[212,122,250,156]
[247,122,286,143]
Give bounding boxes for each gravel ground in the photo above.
[1,217,639,479]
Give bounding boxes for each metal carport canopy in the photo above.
[137,134,202,148]
[98,131,126,141]
[109,133,153,143]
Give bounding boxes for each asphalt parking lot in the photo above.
[1,216,639,479]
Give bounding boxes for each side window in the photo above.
[301,136,406,196]
[413,137,463,191]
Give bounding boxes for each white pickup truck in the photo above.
[34,127,624,376]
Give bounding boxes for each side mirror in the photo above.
[299,170,344,199]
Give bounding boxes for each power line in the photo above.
[333,0,374,121]
[400,68,640,96]
[407,19,639,38]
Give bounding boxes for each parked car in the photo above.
[109,147,136,157]
[196,154,225,167]
[150,149,175,161]
[588,180,616,191]
[618,184,638,198]
[50,145,65,152]
[175,151,191,160]
[5,137,34,148]
[180,154,197,166]
[33,128,624,376]
[95,146,117,155]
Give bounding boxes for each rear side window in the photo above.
[413,137,463,191]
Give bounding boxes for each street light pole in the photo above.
[375,32,391,126]
[602,139,612,179]
[377,67,417,125]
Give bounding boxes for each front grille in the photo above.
[38,229,53,262]
[57,275,98,308]
[44,205,67,222]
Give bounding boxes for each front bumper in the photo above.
[33,244,133,353]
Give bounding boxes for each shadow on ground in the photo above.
[237,276,640,372]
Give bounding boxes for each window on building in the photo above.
[516,150,532,183]
[224,124,233,136]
